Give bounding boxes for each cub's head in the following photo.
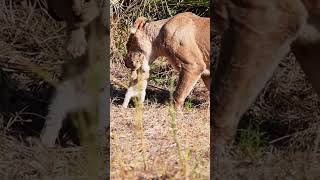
[124,17,152,71]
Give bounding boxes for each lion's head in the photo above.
[124,17,152,71]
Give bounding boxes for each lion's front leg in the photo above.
[212,20,304,180]
[213,32,298,146]
[212,2,306,147]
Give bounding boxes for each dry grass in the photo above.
[0,0,107,179]
[0,128,88,179]
[110,1,210,179]
[110,106,209,179]
[221,55,320,179]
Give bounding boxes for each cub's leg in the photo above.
[41,81,77,147]
[140,86,146,103]
[122,82,147,108]
[122,87,135,108]
[41,78,92,147]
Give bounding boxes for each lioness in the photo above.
[213,0,320,147]
[124,12,210,110]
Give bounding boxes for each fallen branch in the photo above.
[110,74,128,89]
[1,60,170,92]
[0,59,59,86]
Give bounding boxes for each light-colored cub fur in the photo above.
[41,0,106,147]
[122,60,149,108]
[122,71,148,108]
[41,75,107,147]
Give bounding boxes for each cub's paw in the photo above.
[67,28,87,57]
[40,134,57,148]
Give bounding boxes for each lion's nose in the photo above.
[124,59,132,69]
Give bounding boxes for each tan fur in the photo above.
[47,0,99,57]
[124,12,210,110]
[213,0,320,147]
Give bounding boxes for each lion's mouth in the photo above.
[124,59,133,69]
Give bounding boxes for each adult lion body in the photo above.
[124,12,210,109]
[213,0,320,146]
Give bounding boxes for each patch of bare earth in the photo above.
[111,103,209,179]
[111,11,210,178]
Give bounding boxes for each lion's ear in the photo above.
[129,17,148,34]
[134,17,148,29]
[129,27,137,34]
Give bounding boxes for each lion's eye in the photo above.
[135,47,143,52]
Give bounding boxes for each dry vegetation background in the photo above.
[0,0,319,179]
[0,0,107,179]
[110,0,210,179]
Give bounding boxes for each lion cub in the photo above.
[122,62,149,108]
[40,0,106,147]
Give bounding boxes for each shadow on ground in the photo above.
[0,74,79,146]
[111,84,205,108]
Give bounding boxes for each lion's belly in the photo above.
[166,57,182,71]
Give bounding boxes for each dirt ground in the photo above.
[110,79,210,179]
[110,15,210,177]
